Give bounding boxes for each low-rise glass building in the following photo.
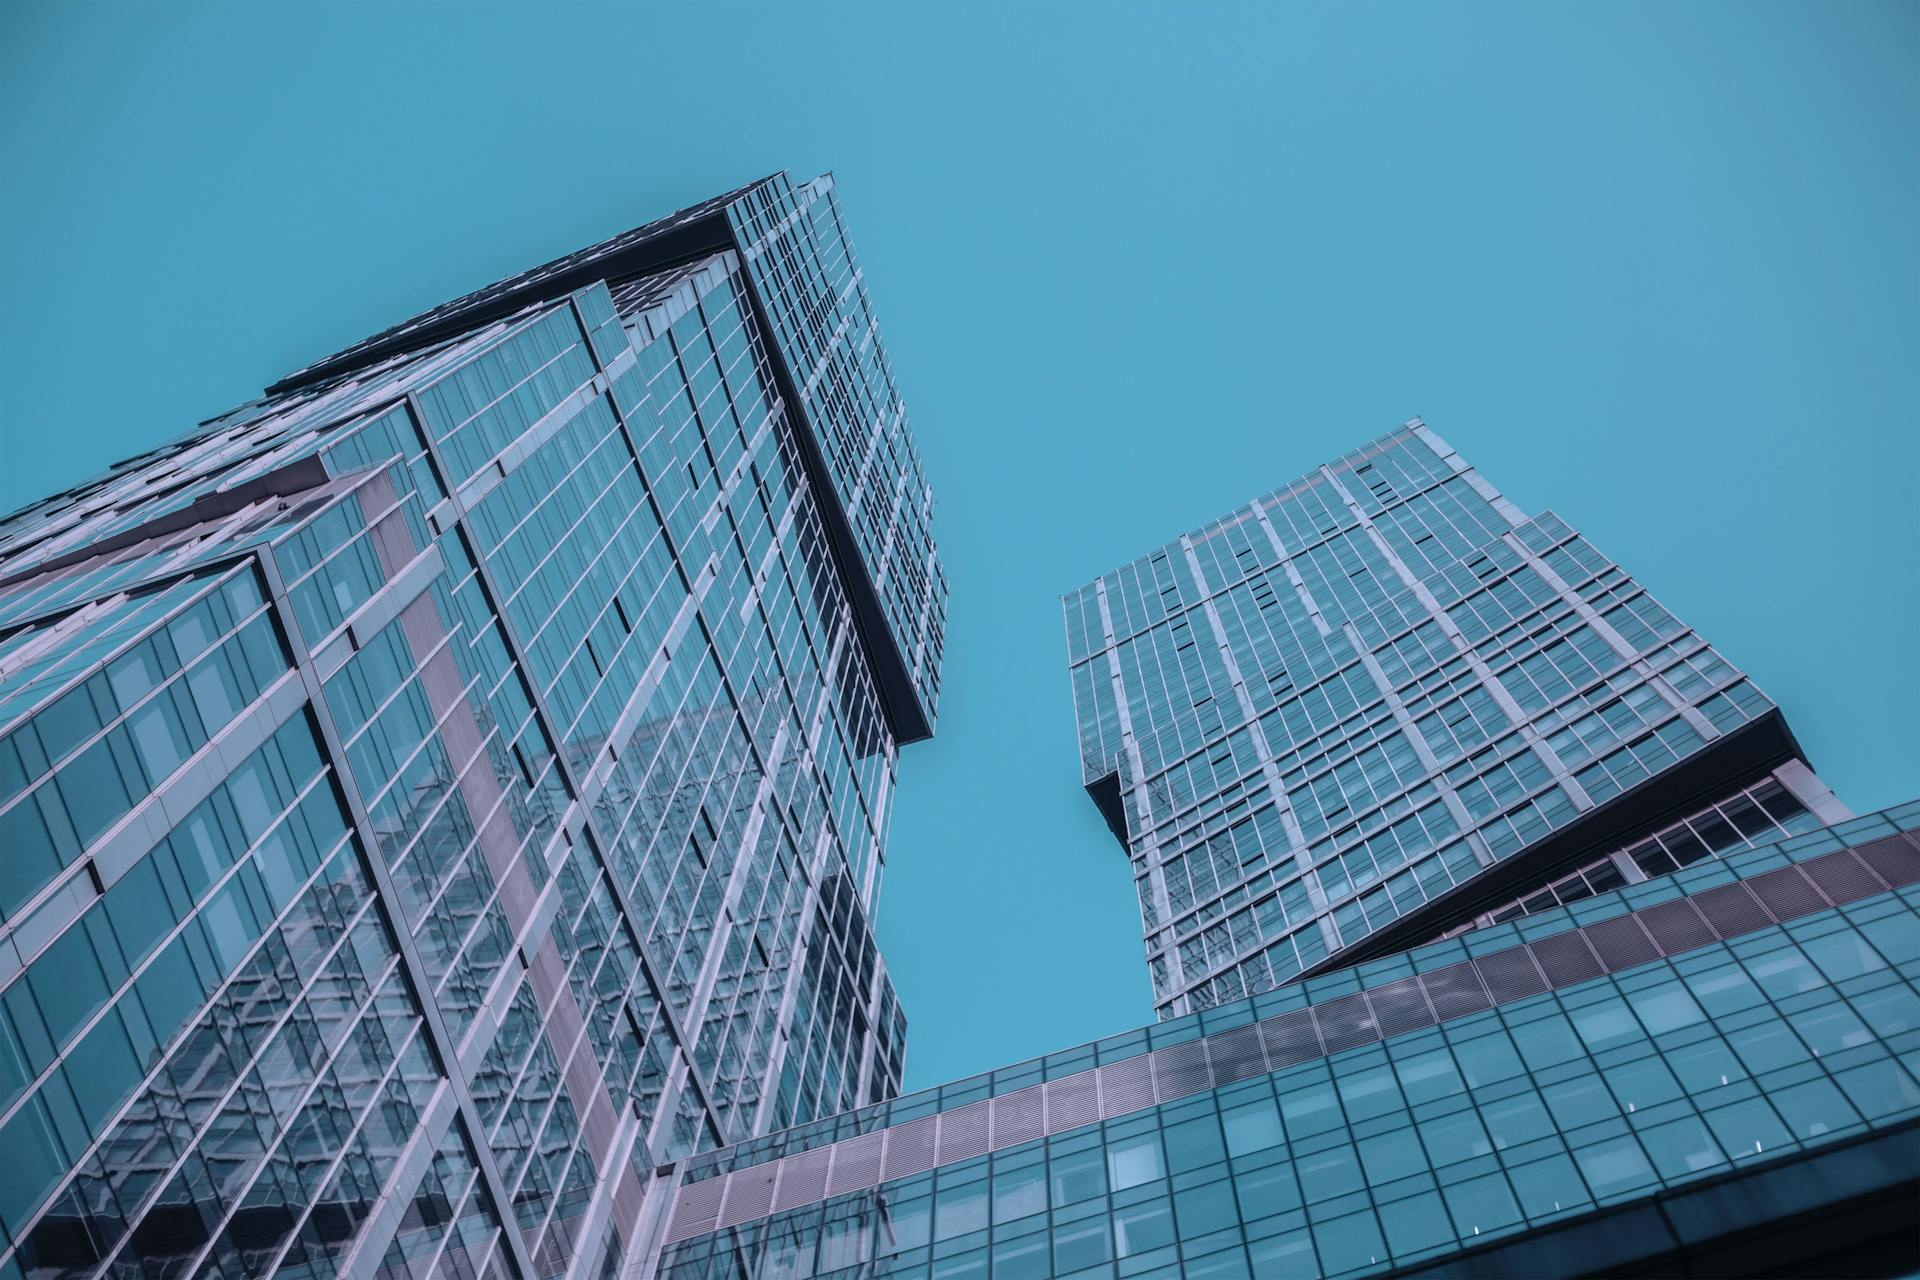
[654,804,1920,1278]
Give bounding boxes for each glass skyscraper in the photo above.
[0,173,943,1280]
[1063,421,1851,1020]
[5,177,1915,1280]
[648,423,1916,1280]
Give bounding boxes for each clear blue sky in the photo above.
[4,1,1915,1094]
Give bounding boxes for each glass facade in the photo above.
[1061,422,1852,1019]
[5,171,1912,1280]
[1433,772,1827,937]
[0,174,941,1280]
[646,418,1911,1280]
[654,804,1920,1280]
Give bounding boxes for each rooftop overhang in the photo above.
[1085,771,1131,846]
[263,211,742,399]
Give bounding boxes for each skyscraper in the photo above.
[646,422,1917,1280]
[1063,421,1850,1019]
[6,176,1915,1280]
[0,173,943,1280]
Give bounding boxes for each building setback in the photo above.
[1063,422,1849,1018]
[648,424,1917,1279]
[0,173,944,1280]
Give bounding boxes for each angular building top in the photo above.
[0,174,941,1280]
[1064,421,1849,1018]
[8,171,946,744]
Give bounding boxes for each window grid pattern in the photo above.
[2,566,287,931]
[727,176,947,728]
[1063,425,1806,1019]
[0,707,520,1280]
[658,811,1920,1280]
[671,806,1920,1187]
[0,176,940,1280]
[1443,775,1828,937]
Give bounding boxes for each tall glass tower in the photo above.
[648,420,1916,1280]
[1063,421,1850,1019]
[0,173,943,1280]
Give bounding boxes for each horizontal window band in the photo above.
[663,828,1920,1245]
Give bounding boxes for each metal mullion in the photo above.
[0,544,252,649]
[440,318,588,443]
[507,949,658,1260]
[589,311,858,876]
[0,565,239,710]
[258,547,539,1280]
[535,382,783,810]
[99,942,415,1280]
[469,404,625,568]
[396,394,734,1152]
[403,1160,496,1280]
[0,620,292,953]
[0,742,333,1134]
[508,511,673,744]
[679,725,791,1048]
[79,860,406,1276]
[270,461,418,567]
[478,285,890,1164]
[328,619,475,801]
[221,1006,441,1280]
[0,804,371,1207]
[381,730,535,979]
